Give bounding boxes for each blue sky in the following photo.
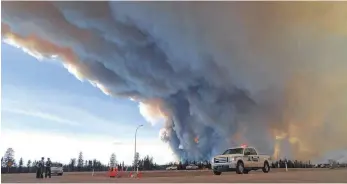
[1,42,174,165]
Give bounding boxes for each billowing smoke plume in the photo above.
[2,2,347,161]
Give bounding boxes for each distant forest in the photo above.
[1,147,342,174]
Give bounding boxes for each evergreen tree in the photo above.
[3,148,15,172]
[142,155,154,170]
[109,153,116,168]
[32,160,38,168]
[69,158,76,171]
[77,152,84,171]
[19,157,23,167]
[88,160,93,169]
[133,152,140,169]
[92,159,97,170]
[27,160,32,167]
[184,160,189,168]
[27,160,32,172]
[18,157,24,172]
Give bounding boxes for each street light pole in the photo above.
[134,124,143,172]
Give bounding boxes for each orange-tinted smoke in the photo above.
[139,99,170,126]
[1,22,112,96]
[2,2,347,161]
[271,73,347,160]
[2,23,80,78]
[194,137,199,144]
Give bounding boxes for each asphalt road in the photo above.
[2,168,347,183]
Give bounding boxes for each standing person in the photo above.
[40,157,45,178]
[45,158,52,178]
[35,161,41,178]
[36,157,44,179]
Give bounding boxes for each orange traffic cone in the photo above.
[137,172,142,178]
[108,168,117,178]
[115,168,119,178]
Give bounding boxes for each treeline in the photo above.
[162,158,347,170]
[272,159,314,168]
[2,147,345,174]
[1,148,158,174]
[163,160,320,170]
[272,159,347,168]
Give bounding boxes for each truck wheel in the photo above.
[262,162,270,173]
[236,161,244,174]
[213,170,222,175]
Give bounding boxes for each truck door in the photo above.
[243,148,253,168]
[249,148,260,167]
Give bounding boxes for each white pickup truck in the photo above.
[51,162,63,176]
[211,145,272,175]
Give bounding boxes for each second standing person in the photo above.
[45,158,52,178]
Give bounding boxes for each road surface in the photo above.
[2,168,347,183]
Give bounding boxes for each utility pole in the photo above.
[277,151,280,168]
[134,124,143,172]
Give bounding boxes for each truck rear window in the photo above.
[52,163,63,167]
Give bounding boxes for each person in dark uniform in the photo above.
[45,158,52,178]
[36,157,45,179]
[40,157,45,178]
[35,161,41,178]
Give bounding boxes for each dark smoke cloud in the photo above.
[2,1,347,161]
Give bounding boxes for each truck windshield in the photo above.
[222,148,244,155]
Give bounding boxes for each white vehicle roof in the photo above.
[226,147,245,150]
[226,145,256,150]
